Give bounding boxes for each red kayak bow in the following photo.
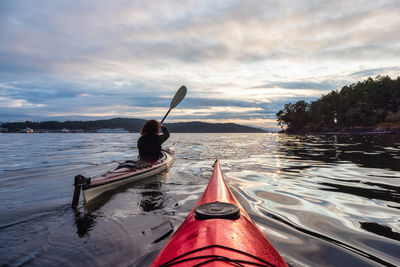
[152,159,287,266]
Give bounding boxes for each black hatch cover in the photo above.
[194,202,240,220]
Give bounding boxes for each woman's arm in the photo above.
[159,126,170,144]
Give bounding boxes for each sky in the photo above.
[1,0,400,129]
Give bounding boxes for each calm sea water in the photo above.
[0,133,399,266]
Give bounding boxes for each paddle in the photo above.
[161,85,187,123]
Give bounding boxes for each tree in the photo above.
[276,76,400,132]
[277,100,310,132]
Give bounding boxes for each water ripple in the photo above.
[0,133,399,266]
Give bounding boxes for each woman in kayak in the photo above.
[138,120,170,163]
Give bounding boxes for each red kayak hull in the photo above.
[151,159,287,266]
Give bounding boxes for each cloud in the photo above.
[350,67,400,78]
[0,96,45,108]
[2,0,399,73]
[251,80,340,91]
[1,0,400,128]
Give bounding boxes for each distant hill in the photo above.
[2,118,266,133]
[2,118,146,132]
[166,121,265,133]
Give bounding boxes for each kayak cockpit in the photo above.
[157,244,280,266]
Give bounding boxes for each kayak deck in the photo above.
[89,160,163,187]
[82,149,174,203]
[151,159,287,266]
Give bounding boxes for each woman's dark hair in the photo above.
[140,120,160,135]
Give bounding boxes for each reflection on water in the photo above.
[74,210,96,238]
[360,222,400,242]
[140,183,165,212]
[278,134,400,171]
[0,133,399,266]
[320,181,400,203]
[74,176,168,238]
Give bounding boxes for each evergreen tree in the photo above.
[276,76,400,132]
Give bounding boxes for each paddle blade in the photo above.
[170,85,187,109]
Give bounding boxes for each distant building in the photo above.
[21,127,34,133]
[96,128,129,133]
[0,127,8,133]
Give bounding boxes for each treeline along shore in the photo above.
[0,118,266,133]
[276,76,400,134]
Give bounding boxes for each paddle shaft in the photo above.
[161,109,171,123]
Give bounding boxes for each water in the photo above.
[0,133,399,266]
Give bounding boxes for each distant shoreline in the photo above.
[2,132,398,135]
[0,118,267,133]
[281,126,400,135]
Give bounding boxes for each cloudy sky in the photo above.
[1,0,400,129]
